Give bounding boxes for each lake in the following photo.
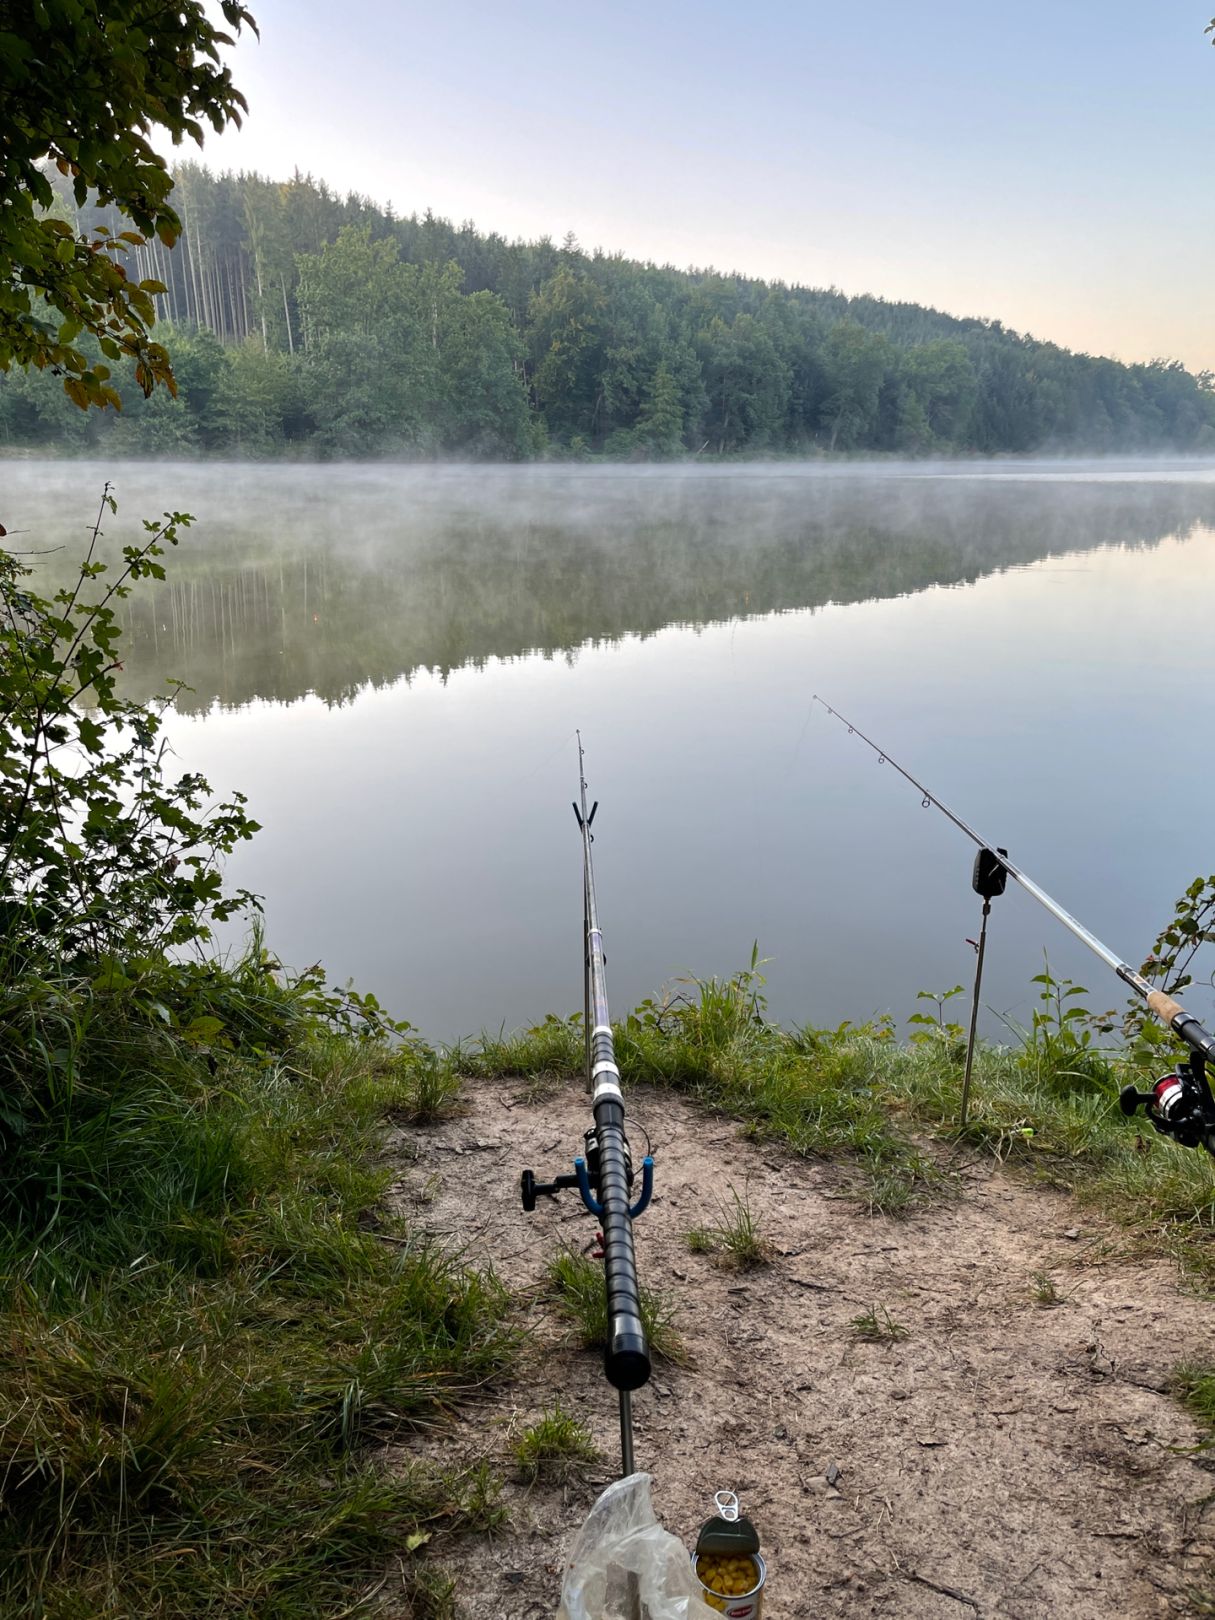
[6,459,1215,1043]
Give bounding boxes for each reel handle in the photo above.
[519,1168,581,1211]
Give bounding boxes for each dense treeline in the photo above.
[3,164,1213,459]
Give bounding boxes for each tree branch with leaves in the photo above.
[0,0,256,408]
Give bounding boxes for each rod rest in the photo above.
[518,1155,655,1218]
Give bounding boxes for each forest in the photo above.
[2,162,1213,460]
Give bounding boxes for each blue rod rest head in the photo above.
[573,1156,603,1218]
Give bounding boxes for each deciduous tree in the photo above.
[0,0,255,407]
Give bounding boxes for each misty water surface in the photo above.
[6,459,1215,1042]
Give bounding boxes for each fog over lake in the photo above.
[8,459,1215,1041]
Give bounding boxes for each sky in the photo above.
[201,1,1215,372]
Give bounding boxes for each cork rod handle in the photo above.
[1147,990,1184,1025]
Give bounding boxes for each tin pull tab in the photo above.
[713,1490,740,1522]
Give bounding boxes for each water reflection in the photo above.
[6,462,1215,1039]
[10,463,1215,711]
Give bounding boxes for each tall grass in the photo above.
[471,1011,584,1096]
[614,960,938,1214]
[0,948,516,1619]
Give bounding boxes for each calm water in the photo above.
[6,459,1215,1041]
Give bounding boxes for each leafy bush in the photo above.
[0,486,259,971]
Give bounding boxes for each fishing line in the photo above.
[781,691,817,783]
[524,727,579,779]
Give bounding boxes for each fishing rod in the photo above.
[813,696,1215,1156]
[519,734,653,1475]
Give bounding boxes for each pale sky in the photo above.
[201,1,1215,372]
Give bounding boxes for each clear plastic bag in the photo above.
[558,1472,719,1620]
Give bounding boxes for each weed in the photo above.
[1031,1270,1066,1307]
[513,1403,600,1483]
[454,1459,508,1532]
[851,1305,909,1343]
[907,984,966,1057]
[546,1247,685,1363]
[1015,958,1117,1095]
[399,1052,463,1123]
[685,1183,770,1267]
[1174,1364,1215,1436]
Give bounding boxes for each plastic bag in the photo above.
[558,1472,719,1620]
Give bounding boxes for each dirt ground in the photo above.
[381,1078,1215,1619]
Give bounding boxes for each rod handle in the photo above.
[1147,990,1184,1025]
[1145,990,1215,1064]
[596,1115,652,1393]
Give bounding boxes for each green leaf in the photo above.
[91,961,131,993]
[184,1014,225,1044]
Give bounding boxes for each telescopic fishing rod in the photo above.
[518,734,653,1476]
[813,696,1215,1157]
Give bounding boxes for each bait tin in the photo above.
[693,1490,766,1618]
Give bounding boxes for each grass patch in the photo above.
[513,1402,600,1483]
[473,960,1215,1278]
[471,1012,583,1094]
[615,960,938,1214]
[686,1183,771,1267]
[473,960,940,1212]
[0,950,517,1619]
[851,1304,909,1343]
[1031,1270,1067,1307]
[546,1247,685,1364]
[397,1050,465,1123]
[475,955,1215,1463]
[876,1036,1215,1281]
[1174,1364,1215,1437]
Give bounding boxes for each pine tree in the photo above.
[635,362,684,456]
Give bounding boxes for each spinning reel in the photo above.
[1120,1051,1215,1155]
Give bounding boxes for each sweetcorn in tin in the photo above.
[693,1548,766,1617]
[693,1491,765,1618]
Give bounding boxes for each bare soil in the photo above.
[381,1078,1215,1619]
